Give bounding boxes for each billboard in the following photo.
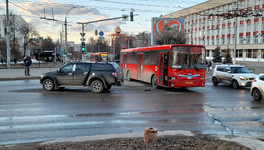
[151,18,185,45]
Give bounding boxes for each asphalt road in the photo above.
[0,75,264,145]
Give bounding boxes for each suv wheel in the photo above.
[212,77,218,86]
[43,79,55,91]
[252,88,262,101]
[151,75,158,88]
[232,80,239,89]
[91,80,104,93]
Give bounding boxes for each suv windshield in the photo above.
[170,46,206,69]
[230,67,251,73]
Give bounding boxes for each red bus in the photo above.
[89,52,115,62]
[120,44,206,88]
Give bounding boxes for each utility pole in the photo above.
[6,0,11,69]
[233,0,238,65]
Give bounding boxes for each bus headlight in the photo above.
[171,77,176,80]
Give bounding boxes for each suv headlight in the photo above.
[239,76,247,80]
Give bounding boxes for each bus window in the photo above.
[171,47,189,69]
[170,46,205,69]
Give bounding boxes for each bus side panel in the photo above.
[141,65,157,83]
[127,64,138,80]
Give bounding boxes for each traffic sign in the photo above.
[80,33,86,37]
[99,31,104,36]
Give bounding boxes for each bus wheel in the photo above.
[151,75,158,88]
[127,71,131,81]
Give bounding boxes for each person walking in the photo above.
[207,60,212,72]
[24,56,32,76]
[1,56,4,64]
[14,57,17,64]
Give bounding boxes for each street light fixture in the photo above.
[64,6,84,63]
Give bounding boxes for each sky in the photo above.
[0,0,207,44]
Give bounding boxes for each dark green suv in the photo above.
[40,62,124,93]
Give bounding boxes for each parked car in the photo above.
[40,62,124,93]
[250,74,264,101]
[212,64,257,89]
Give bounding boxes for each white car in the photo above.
[250,74,264,101]
[212,64,257,89]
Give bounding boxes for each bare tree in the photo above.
[41,36,56,51]
[157,29,186,45]
[135,32,151,47]
[87,37,110,53]
[18,24,39,57]
[0,40,7,62]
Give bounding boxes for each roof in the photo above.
[162,0,235,18]
[121,44,205,53]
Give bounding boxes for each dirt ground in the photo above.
[1,134,252,150]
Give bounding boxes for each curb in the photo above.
[0,76,40,81]
[40,130,264,150]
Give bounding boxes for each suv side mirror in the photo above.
[58,69,62,73]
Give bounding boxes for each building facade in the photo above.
[163,0,264,62]
[0,14,29,60]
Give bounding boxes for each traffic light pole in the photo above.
[78,13,134,50]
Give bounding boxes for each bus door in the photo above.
[137,53,143,79]
[122,54,127,72]
[159,53,165,85]
[164,52,168,86]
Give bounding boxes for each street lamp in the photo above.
[64,6,84,63]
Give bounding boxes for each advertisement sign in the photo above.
[151,18,185,45]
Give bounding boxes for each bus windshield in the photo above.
[170,46,206,69]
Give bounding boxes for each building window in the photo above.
[206,50,210,57]
[239,25,244,33]
[247,49,252,58]
[212,39,214,45]
[253,50,258,58]
[262,22,264,30]
[240,37,244,44]
[261,50,264,59]
[246,24,251,32]
[254,23,259,31]
[227,38,231,44]
[236,50,243,58]
[254,35,258,43]
[222,38,225,45]
[246,50,257,58]
[246,36,251,44]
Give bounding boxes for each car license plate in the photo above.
[185,81,193,84]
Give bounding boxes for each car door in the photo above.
[222,66,232,84]
[215,66,224,82]
[73,63,90,85]
[56,63,74,85]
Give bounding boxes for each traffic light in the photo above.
[130,11,133,21]
[81,42,85,52]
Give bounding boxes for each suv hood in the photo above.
[233,73,257,78]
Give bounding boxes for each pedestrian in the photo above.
[14,57,17,64]
[1,56,4,64]
[222,59,226,64]
[207,60,211,72]
[24,56,32,76]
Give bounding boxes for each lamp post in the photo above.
[233,0,238,65]
[64,6,84,63]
